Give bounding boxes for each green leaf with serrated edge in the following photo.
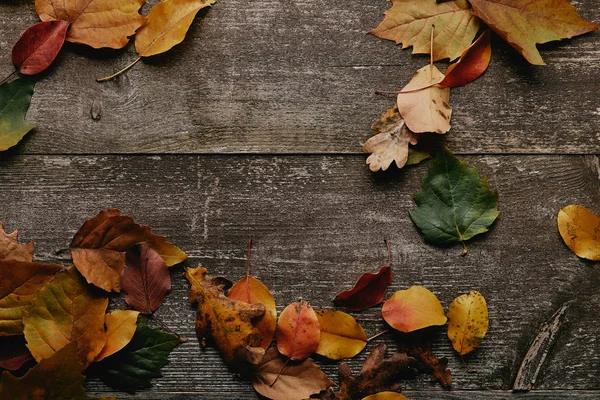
[409,146,499,253]
[94,318,182,393]
[0,78,35,151]
[407,148,430,166]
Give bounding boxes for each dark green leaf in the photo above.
[409,146,499,253]
[0,78,35,151]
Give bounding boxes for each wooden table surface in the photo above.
[1,0,599,398]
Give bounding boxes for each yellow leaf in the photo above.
[136,0,216,57]
[558,205,600,261]
[35,0,145,49]
[23,266,108,368]
[446,290,488,355]
[363,392,409,400]
[0,221,33,262]
[315,310,367,360]
[95,310,140,361]
[382,286,447,333]
[397,65,451,134]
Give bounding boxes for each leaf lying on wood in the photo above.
[0,221,33,262]
[12,20,69,75]
[0,260,62,335]
[251,348,334,400]
[0,341,85,400]
[0,78,35,152]
[409,146,499,254]
[397,342,452,389]
[382,286,447,333]
[439,30,491,88]
[35,0,145,49]
[369,0,480,61]
[557,204,600,260]
[185,266,265,365]
[362,392,409,400]
[276,300,320,361]
[469,0,598,65]
[447,290,488,355]
[315,310,367,360]
[0,336,33,370]
[95,310,140,362]
[23,266,108,368]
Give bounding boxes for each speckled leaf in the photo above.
[558,205,600,260]
[447,290,488,355]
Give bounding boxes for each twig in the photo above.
[0,70,17,86]
[367,329,389,342]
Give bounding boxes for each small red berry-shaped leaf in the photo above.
[276,300,320,360]
[439,30,491,89]
[12,21,69,76]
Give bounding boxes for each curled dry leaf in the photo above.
[369,0,480,61]
[23,266,108,368]
[398,343,452,389]
[276,300,320,361]
[12,20,69,75]
[557,204,600,260]
[362,392,409,400]
[439,29,491,88]
[397,65,451,134]
[315,310,367,360]
[121,244,171,314]
[35,0,145,49]
[252,348,334,400]
[382,286,447,333]
[95,310,140,362]
[185,267,265,364]
[0,260,62,336]
[0,221,34,262]
[0,336,33,370]
[0,78,35,152]
[447,290,488,355]
[335,266,392,311]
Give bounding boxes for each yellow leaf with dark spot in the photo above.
[446,290,488,355]
[315,310,367,360]
[558,205,600,261]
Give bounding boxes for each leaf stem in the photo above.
[367,329,389,342]
[0,70,17,86]
[97,57,141,82]
[461,355,477,372]
[430,25,435,82]
[269,358,289,387]
[460,241,468,256]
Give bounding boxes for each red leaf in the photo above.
[0,336,33,370]
[439,30,491,88]
[276,300,320,360]
[11,21,69,76]
[335,266,392,311]
[121,244,171,314]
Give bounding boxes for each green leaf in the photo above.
[407,148,430,166]
[0,78,35,151]
[94,318,182,393]
[409,146,499,254]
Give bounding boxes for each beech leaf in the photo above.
[469,0,598,65]
[0,221,33,262]
[369,0,480,61]
[121,244,171,314]
[439,29,491,88]
[12,20,69,75]
[447,290,488,355]
[557,204,600,260]
[0,336,33,370]
[0,78,35,152]
[95,310,140,362]
[315,310,367,360]
[362,393,409,400]
[23,266,108,368]
[276,300,320,361]
[409,146,499,253]
[382,286,447,333]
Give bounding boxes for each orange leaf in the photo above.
[315,310,366,360]
[382,286,447,333]
[440,30,491,88]
[0,221,33,262]
[557,204,600,260]
[276,300,320,360]
[95,310,140,362]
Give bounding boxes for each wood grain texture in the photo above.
[0,0,598,154]
[0,154,599,396]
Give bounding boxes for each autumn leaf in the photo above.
[469,0,598,65]
[0,260,62,336]
[23,266,108,368]
[252,348,334,400]
[0,341,85,400]
[369,0,480,61]
[0,221,33,262]
[0,78,35,151]
[70,209,186,292]
[362,393,409,400]
[382,286,447,333]
[447,291,488,355]
[95,310,140,362]
[35,0,145,49]
[0,336,33,370]
[277,300,320,361]
[439,30,491,88]
[121,244,171,314]
[409,146,499,254]
[558,205,600,260]
[12,21,69,75]
[315,310,367,360]
[396,65,451,134]
[398,343,452,389]
[185,266,265,365]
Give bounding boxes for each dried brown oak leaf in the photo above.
[398,343,452,389]
[0,221,33,262]
[185,266,266,365]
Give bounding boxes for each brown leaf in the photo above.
[0,221,33,262]
[252,348,334,400]
[185,267,265,365]
[398,343,452,389]
[0,336,33,370]
[276,301,320,361]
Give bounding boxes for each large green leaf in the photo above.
[409,146,499,254]
[0,78,35,151]
[94,318,182,392]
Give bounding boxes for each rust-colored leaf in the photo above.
[12,21,69,75]
[315,310,367,360]
[398,343,452,389]
[0,336,33,370]
[276,300,320,361]
[439,30,491,88]
[95,309,140,362]
[0,221,33,262]
[382,286,447,333]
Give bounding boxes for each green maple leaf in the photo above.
[409,146,499,255]
[0,78,35,151]
[94,318,182,393]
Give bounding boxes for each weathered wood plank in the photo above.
[0,154,599,396]
[0,0,598,154]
